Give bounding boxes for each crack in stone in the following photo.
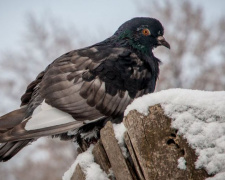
[126,132,145,180]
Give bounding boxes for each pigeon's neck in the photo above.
[94,33,159,69]
[113,31,152,55]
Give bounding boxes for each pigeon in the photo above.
[0,17,170,161]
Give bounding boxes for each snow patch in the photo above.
[62,145,109,180]
[113,123,128,157]
[125,89,225,179]
[177,157,186,170]
[125,89,225,116]
[207,172,225,180]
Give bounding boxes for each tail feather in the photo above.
[0,107,31,161]
[0,107,26,133]
[0,121,84,143]
[0,140,32,162]
[0,104,84,161]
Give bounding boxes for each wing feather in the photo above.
[39,47,150,120]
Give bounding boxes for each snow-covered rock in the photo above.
[125,88,225,179]
[62,145,109,180]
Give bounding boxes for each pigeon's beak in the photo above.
[157,36,170,49]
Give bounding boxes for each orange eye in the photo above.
[142,28,151,36]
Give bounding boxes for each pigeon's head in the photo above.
[114,17,170,54]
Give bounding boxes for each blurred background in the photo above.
[0,0,225,179]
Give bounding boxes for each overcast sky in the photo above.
[0,0,225,53]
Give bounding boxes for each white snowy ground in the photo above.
[63,89,225,180]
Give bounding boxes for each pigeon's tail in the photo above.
[0,107,29,161]
[0,102,87,161]
[0,139,32,162]
[0,107,26,133]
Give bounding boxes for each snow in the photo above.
[113,123,127,145]
[125,89,225,179]
[177,157,186,170]
[113,123,128,157]
[207,172,225,180]
[62,145,109,180]
[125,89,225,116]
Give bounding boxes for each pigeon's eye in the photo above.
[142,28,151,36]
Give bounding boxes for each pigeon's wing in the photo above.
[1,46,150,142]
[39,47,134,119]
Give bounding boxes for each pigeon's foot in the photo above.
[76,127,101,152]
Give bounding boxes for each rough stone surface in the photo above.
[71,164,85,180]
[92,140,111,173]
[124,132,145,180]
[124,104,209,180]
[101,121,134,180]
